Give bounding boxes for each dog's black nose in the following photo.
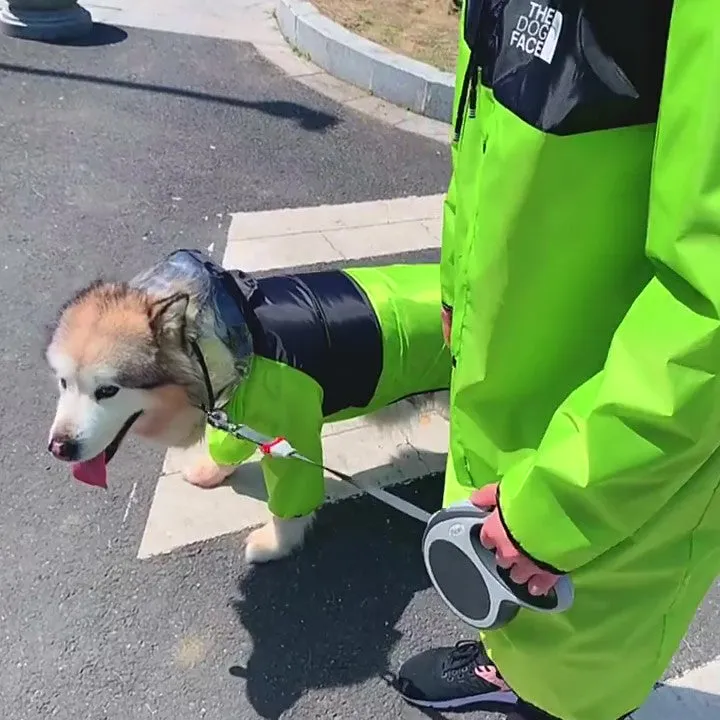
[48,437,80,461]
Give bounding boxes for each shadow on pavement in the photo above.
[230,450,446,720]
[53,23,129,47]
[0,62,338,132]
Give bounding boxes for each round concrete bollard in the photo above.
[0,0,93,42]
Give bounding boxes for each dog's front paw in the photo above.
[182,455,235,489]
[245,515,314,564]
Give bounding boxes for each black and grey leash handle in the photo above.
[205,409,431,523]
[205,410,575,630]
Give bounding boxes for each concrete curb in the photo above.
[275,0,455,123]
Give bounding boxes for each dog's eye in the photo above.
[59,378,67,390]
[95,385,120,401]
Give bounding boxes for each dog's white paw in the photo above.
[182,454,235,489]
[245,515,314,564]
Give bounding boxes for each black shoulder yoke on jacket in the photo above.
[458,0,675,136]
[220,268,384,417]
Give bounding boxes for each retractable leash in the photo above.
[191,340,573,630]
[205,408,574,630]
[205,410,431,522]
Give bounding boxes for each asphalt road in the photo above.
[0,21,717,720]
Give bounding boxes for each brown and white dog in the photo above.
[45,278,316,563]
[45,252,449,562]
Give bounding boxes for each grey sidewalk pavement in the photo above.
[81,0,452,141]
[276,0,456,122]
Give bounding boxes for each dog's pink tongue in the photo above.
[71,453,108,488]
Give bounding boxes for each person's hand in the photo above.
[470,483,561,597]
[441,306,453,346]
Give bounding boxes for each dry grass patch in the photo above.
[312,0,460,72]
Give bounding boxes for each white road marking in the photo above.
[122,480,138,525]
[633,656,720,719]
[224,194,444,272]
[137,194,445,559]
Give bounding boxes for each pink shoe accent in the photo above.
[474,664,511,692]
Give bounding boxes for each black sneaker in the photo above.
[396,640,519,711]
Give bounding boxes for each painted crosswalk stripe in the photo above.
[224,194,444,273]
[633,656,720,719]
[137,194,448,559]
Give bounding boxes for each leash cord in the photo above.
[190,341,431,523]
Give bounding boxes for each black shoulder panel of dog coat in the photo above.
[223,268,384,417]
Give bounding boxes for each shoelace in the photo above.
[443,640,483,672]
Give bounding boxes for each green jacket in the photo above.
[443,2,720,719]
[207,264,450,518]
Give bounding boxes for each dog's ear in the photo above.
[148,292,189,341]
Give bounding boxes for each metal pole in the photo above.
[0,0,93,41]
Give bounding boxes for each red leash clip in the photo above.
[260,437,297,457]
[259,437,290,456]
